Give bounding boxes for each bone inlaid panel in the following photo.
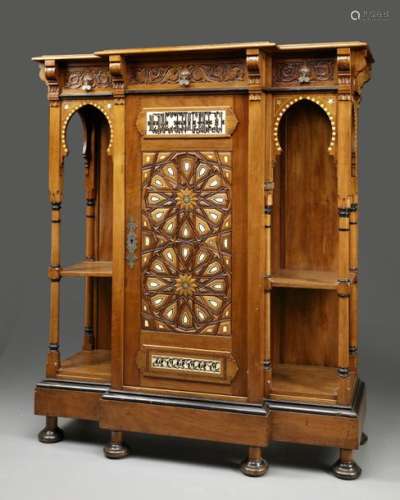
[141,151,232,335]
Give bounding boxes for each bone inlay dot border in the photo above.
[61,101,114,156]
[273,96,336,154]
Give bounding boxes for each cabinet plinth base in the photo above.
[33,379,367,476]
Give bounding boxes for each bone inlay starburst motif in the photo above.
[175,274,197,296]
[141,151,232,335]
[176,188,197,209]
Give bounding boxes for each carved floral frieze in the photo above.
[130,62,246,85]
[64,68,112,91]
[273,59,335,86]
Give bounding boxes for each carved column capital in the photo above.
[109,55,127,104]
[246,48,265,101]
[337,48,352,101]
[42,59,61,105]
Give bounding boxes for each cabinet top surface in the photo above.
[32,40,371,61]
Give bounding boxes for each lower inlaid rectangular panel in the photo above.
[136,345,238,385]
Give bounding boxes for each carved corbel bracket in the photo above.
[109,55,127,104]
[43,59,61,105]
[246,48,264,101]
[353,48,373,95]
[337,48,352,101]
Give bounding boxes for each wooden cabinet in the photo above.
[33,40,373,479]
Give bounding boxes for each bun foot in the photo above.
[104,431,129,459]
[360,432,368,446]
[332,449,361,480]
[240,447,268,477]
[38,417,64,444]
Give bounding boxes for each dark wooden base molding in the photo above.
[100,391,271,447]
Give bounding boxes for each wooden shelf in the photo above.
[270,364,355,404]
[269,269,341,290]
[57,349,111,382]
[61,260,112,278]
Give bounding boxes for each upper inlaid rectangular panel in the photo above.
[137,107,238,138]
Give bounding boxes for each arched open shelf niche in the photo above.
[270,99,339,401]
[273,99,337,274]
[58,104,113,382]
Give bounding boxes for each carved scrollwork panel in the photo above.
[141,151,232,336]
[129,61,246,86]
[273,58,335,86]
[64,67,112,91]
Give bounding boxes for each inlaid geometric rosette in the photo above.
[141,151,232,335]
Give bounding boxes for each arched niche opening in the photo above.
[273,99,337,273]
[61,104,113,361]
[271,100,339,374]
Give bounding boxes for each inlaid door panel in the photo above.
[141,151,232,336]
[123,94,248,397]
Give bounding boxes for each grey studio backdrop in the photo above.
[0,1,399,499]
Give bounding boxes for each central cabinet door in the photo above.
[123,95,249,397]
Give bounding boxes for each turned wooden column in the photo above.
[82,115,97,351]
[349,99,360,371]
[45,60,63,378]
[336,48,353,405]
[246,48,267,403]
[109,55,127,389]
[263,56,273,397]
